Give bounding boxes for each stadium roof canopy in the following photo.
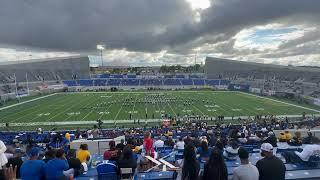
[206,57,320,73]
[0,55,86,66]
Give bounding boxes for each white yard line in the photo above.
[113,94,131,121]
[16,95,69,123]
[96,103,114,120]
[239,92,320,113]
[46,95,87,121]
[0,93,57,111]
[131,94,139,119]
[79,95,104,121]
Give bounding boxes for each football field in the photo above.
[0,91,319,127]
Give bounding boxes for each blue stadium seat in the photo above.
[96,160,118,180]
[181,79,193,85]
[63,80,77,86]
[78,79,93,86]
[193,79,205,86]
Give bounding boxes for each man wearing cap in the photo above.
[256,143,286,180]
[20,147,46,180]
[232,147,259,180]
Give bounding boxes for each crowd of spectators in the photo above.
[0,116,319,180]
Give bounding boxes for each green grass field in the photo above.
[0,91,319,129]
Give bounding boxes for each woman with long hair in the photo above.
[182,145,200,180]
[203,147,228,180]
[197,140,211,161]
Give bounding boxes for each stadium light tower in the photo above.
[96,44,105,68]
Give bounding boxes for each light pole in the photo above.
[97,44,105,69]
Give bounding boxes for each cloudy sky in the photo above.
[0,0,319,66]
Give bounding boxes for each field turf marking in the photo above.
[66,94,101,121]
[113,93,131,120]
[0,93,57,111]
[8,94,68,123]
[46,94,89,121]
[239,92,320,113]
[0,94,58,122]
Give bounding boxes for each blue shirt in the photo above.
[45,158,69,180]
[197,147,212,159]
[20,160,46,180]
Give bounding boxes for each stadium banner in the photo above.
[38,84,65,90]
[250,87,261,94]
[215,85,228,90]
[228,84,250,92]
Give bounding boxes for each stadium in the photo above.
[0,55,320,179]
[1,1,320,180]
[1,56,319,130]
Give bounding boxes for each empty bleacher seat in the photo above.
[78,79,93,86]
[63,80,77,86]
[193,79,205,86]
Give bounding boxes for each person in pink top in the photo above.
[144,132,155,158]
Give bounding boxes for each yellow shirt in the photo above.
[285,133,292,141]
[77,150,91,163]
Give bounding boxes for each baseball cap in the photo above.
[260,143,273,152]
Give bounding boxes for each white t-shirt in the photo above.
[232,163,259,180]
[154,140,164,148]
[295,144,320,161]
[175,141,185,150]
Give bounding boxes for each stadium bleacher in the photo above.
[3,120,319,180]
[62,76,232,88]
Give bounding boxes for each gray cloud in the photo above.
[1,0,320,53]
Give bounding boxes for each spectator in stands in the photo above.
[20,147,46,180]
[117,145,137,178]
[164,136,175,148]
[181,145,200,180]
[223,140,239,160]
[282,138,320,163]
[203,147,228,180]
[302,131,314,144]
[45,148,72,179]
[197,140,211,161]
[92,125,100,138]
[256,143,286,180]
[175,137,185,150]
[6,150,23,179]
[0,140,8,170]
[232,148,259,180]
[144,132,155,158]
[116,139,125,151]
[264,131,277,147]
[49,133,69,150]
[284,131,293,141]
[154,136,165,149]
[77,144,91,163]
[104,141,120,162]
[237,133,247,144]
[278,132,287,142]
[43,149,56,163]
[12,139,24,154]
[287,131,302,146]
[66,149,83,177]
